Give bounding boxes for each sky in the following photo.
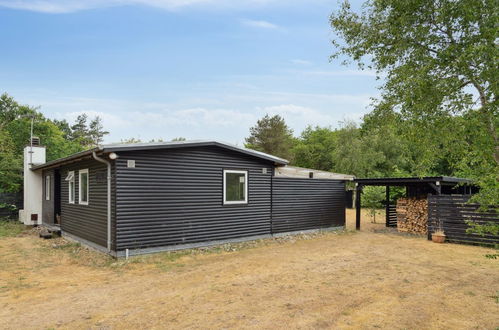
[0,0,378,144]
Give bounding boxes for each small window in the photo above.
[66,171,75,204]
[45,175,50,201]
[79,169,89,205]
[223,170,248,205]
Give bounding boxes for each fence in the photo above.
[0,192,23,219]
[386,204,397,227]
[428,195,498,246]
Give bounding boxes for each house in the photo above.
[20,139,353,256]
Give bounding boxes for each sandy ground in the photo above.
[0,209,498,329]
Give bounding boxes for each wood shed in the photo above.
[353,177,475,238]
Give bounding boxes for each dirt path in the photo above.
[1,212,498,329]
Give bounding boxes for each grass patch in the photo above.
[36,238,116,268]
[124,229,351,271]
[29,229,351,273]
[0,220,26,238]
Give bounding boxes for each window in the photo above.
[223,170,248,205]
[65,171,75,204]
[79,169,89,205]
[45,175,50,201]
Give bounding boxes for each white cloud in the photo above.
[302,69,379,77]
[0,0,285,13]
[16,87,375,143]
[240,19,279,29]
[290,59,312,65]
[132,108,256,127]
[257,104,336,131]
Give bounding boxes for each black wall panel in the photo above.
[272,178,345,233]
[114,146,274,250]
[58,158,111,248]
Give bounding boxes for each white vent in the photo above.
[262,168,268,174]
[65,172,74,181]
[127,160,136,168]
[31,136,41,146]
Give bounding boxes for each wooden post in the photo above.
[355,184,362,230]
[385,185,390,227]
[427,193,433,240]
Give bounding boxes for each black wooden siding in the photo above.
[114,146,274,250]
[428,195,499,246]
[59,159,112,248]
[386,204,397,227]
[272,178,345,233]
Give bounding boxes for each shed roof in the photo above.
[275,165,355,181]
[31,140,289,171]
[354,176,472,186]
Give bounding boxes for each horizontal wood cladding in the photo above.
[114,146,274,250]
[428,195,498,246]
[387,204,397,227]
[272,178,345,233]
[59,159,111,248]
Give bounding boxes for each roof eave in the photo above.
[354,176,473,185]
[30,147,103,171]
[102,141,289,165]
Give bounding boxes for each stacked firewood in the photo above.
[396,197,428,234]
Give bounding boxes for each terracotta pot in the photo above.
[432,233,446,243]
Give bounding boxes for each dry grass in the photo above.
[0,211,498,329]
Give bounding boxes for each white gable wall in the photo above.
[20,146,46,225]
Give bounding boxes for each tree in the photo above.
[0,93,86,192]
[330,121,383,177]
[88,116,109,146]
[120,137,142,144]
[53,119,72,140]
[362,186,386,223]
[70,114,92,146]
[0,93,37,129]
[292,126,338,171]
[245,114,295,160]
[0,129,22,192]
[330,0,498,203]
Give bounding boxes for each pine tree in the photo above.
[88,116,109,146]
[245,114,295,160]
[70,114,91,146]
[53,119,72,140]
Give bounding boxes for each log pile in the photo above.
[396,197,428,234]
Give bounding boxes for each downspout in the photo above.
[92,151,112,252]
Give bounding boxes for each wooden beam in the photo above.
[385,185,390,227]
[355,184,362,230]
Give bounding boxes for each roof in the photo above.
[275,165,354,181]
[354,176,472,186]
[31,140,289,170]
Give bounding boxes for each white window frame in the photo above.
[79,169,89,205]
[67,171,75,204]
[45,175,50,201]
[223,170,248,205]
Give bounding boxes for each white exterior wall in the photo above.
[19,146,46,225]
